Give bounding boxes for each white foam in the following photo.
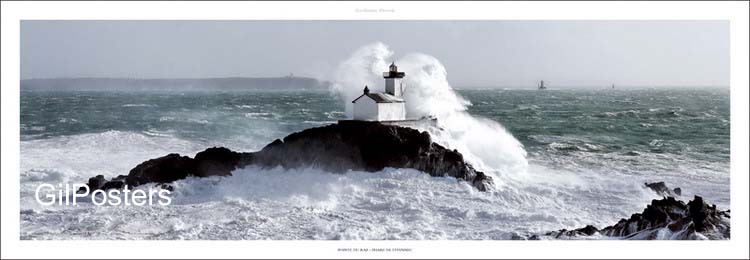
[18,43,729,240]
[122,104,157,107]
[327,42,528,181]
[20,165,656,240]
[18,128,712,240]
[19,130,205,210]
[243,112,280,120]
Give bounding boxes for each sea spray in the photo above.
[330,42,394,116]
[19,82,729,240]
[328,42,528,181]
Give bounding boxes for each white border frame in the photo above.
[2,1,748,259]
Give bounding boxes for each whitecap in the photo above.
[122,104,156,107]
[243,112,280,119]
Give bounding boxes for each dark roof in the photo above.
[352,92,404,103]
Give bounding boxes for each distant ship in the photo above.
[611,84,615,89]
[538,80,547,90]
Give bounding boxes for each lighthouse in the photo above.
[384,62,405,96]
[351,62,407,121]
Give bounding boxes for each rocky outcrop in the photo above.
[548,196,730,240]
[244,121,491,190]
[550,225,599,238]
[83,121,492,192]
[644,181,682,197]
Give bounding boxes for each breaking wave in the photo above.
[327,42,528,182]
[18,43,729,240]
[20,160,655,240]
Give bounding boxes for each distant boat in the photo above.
[538,80,547,90]
[611,84,615,89]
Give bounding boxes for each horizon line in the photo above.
[20,76,729,89]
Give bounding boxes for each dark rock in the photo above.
[645,181,681,197]
[100,180,125,190]
[128,153,195,184]
[77,175,106,193]
[576,225,599,236]
[688,197,706,231]
[550,225,600,238]
[192,147,243,177]
[244,121,491,190]
[87,121,492,191]
[556,196,730,240]
[472,172,492,192]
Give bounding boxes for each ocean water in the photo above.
[19,88,730,240]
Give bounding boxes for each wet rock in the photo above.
[77,175,106,193]
[553,196,730,240]
[575,225,599,236]
[244,121,492,190]
[645,181,681,197]
[88,121,492,191]
[192,147,243,177]
[548,225,600,238]
[100,179,125,190]
[471,172,492,192]
[127,153,195,184]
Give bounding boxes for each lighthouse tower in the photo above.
[384,62,405,96]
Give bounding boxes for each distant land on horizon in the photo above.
[20,76,331,91]
[19,77,728,92]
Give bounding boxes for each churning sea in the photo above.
[19,87,730,240]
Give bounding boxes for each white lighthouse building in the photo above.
[351,63,406,121]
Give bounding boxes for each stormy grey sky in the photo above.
[21,20,729,88]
